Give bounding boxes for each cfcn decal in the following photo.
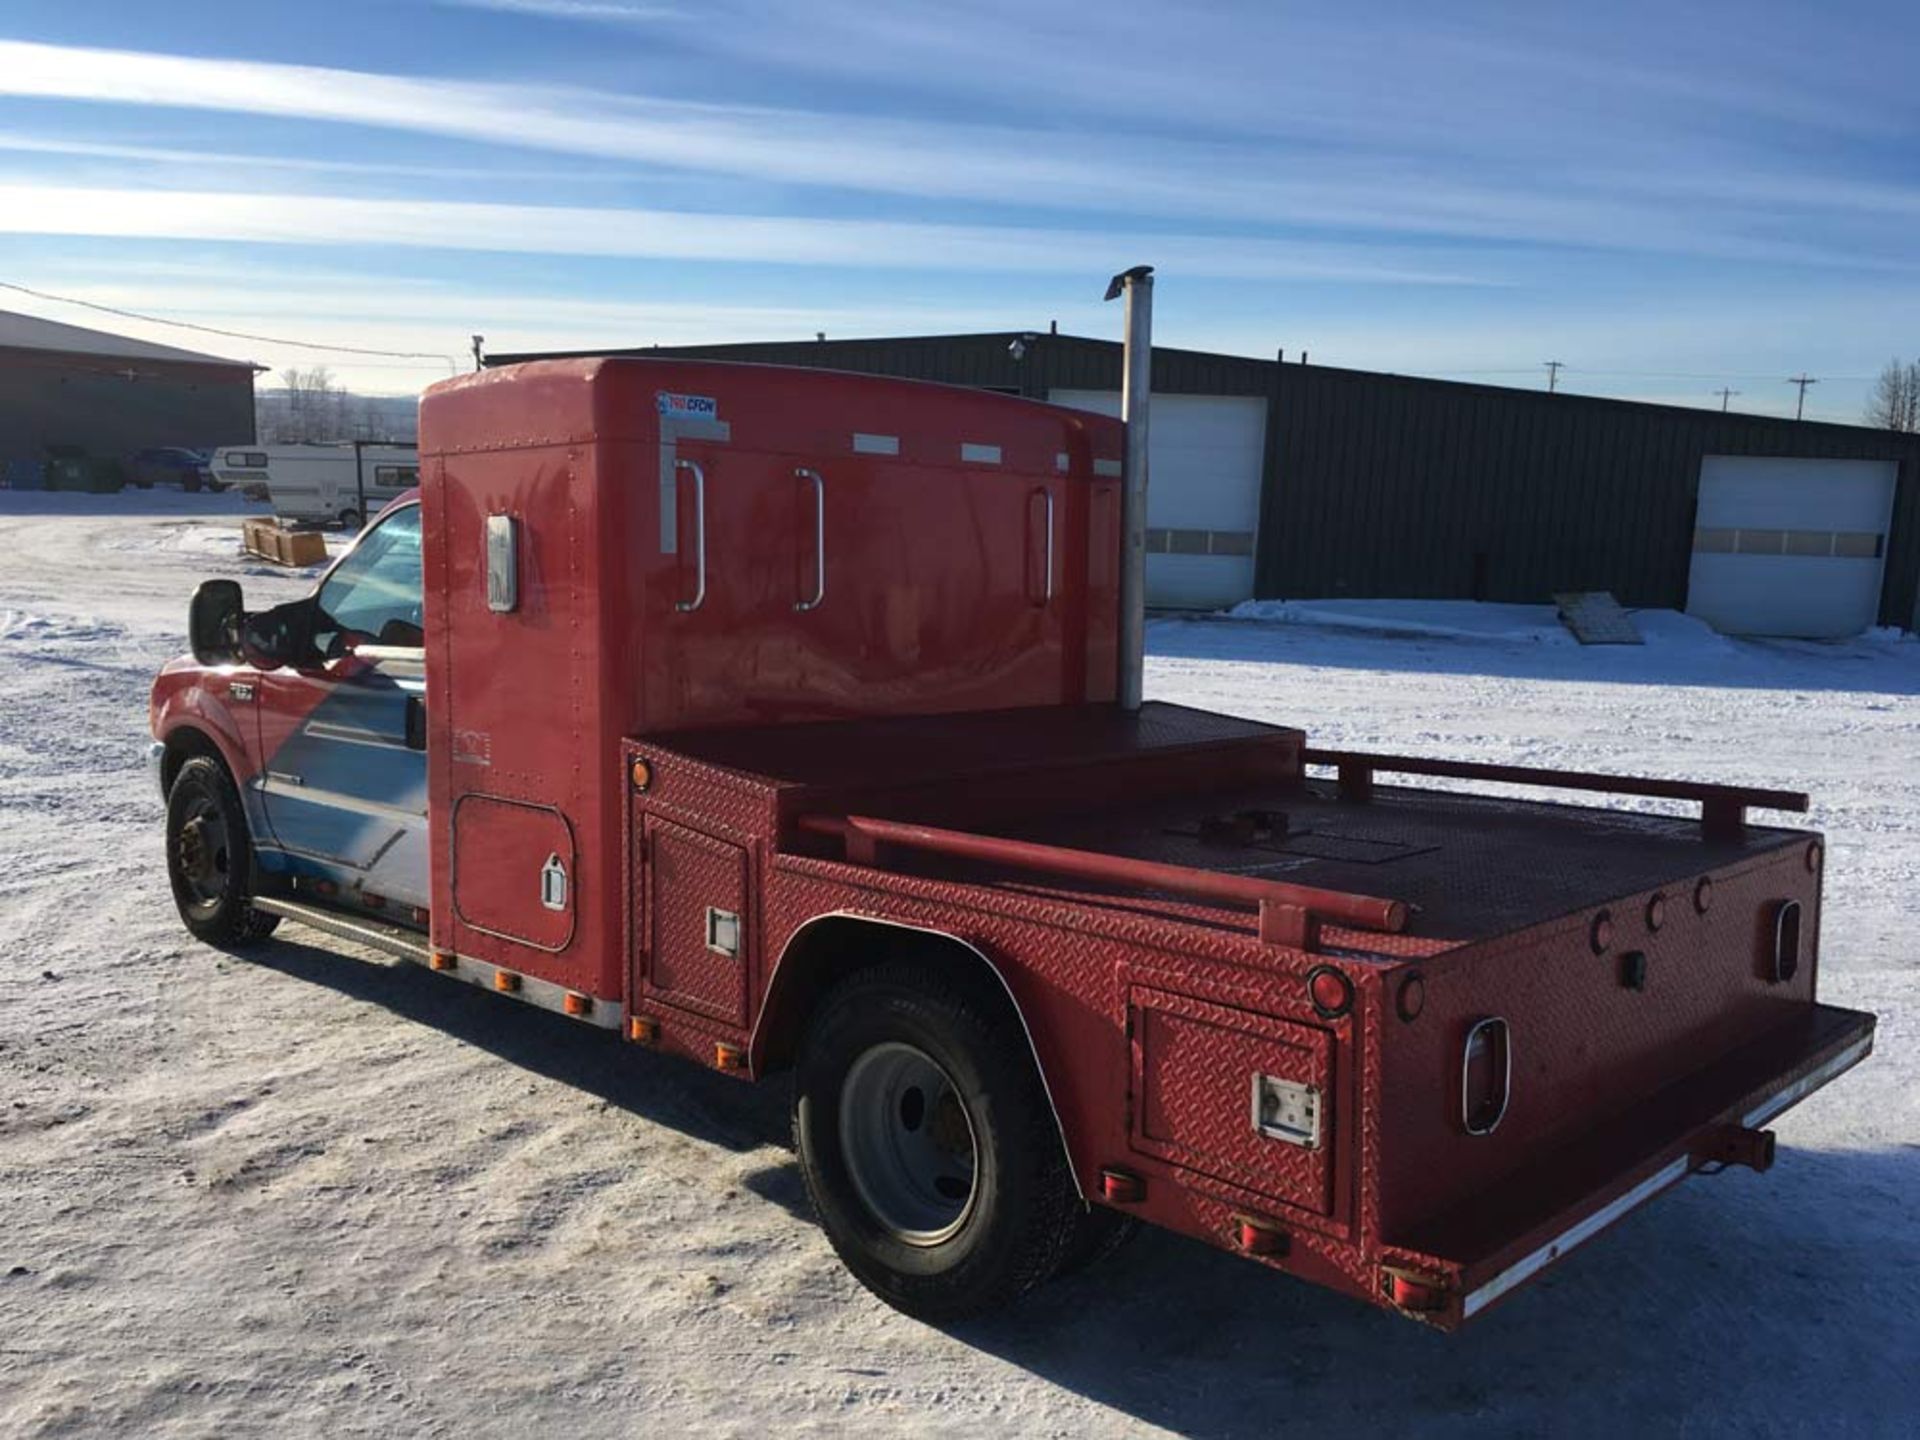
[656,392,719,422]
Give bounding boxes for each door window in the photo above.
[313,504,424,653]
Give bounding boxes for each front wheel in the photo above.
[337,508,360,531]
[793,959,1081,1322]
[165,755,280,947]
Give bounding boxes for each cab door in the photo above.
[253,503,430,910]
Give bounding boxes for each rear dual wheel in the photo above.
[794,959,1126,1321]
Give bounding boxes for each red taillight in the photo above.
[1461,1017,1511,1136]
[1307,966,1352,1018]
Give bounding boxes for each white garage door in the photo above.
[1049,389,1267,610]
[1687,455,1897,639]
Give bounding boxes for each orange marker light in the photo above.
[563,992,592,1018]
[1235,1218,1288,1256]
[429,951,457,972]
[714,1042,746,1071]
[1307,966,1352,1019]
[628,1015,660,1044]
[494,970,521,993]
[1589,910,1615,954]
[1384,1270,1448,1313]
[629,757,653,792]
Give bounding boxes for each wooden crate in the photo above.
[242,518,329,567]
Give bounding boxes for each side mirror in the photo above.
[188,580,245,665]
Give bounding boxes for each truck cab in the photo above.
[152,349,1874,1330]
[153,491,429,922]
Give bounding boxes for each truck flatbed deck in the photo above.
[649,700,1811,947]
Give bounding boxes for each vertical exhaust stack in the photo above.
[1105,265,1155,711]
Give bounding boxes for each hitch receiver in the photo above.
[1695,1125,1777,1173]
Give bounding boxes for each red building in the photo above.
[0,308,259,465]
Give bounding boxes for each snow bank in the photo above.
[1226,597,1575,644]
[1223,596,1744,655]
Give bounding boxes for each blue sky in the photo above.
[0,1,1915,419]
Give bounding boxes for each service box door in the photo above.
[1129,988,1335,1218]
[641,818,750,1028]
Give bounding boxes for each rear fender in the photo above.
[751,911,1082,1198]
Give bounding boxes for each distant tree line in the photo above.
[1864,358,1920,432]
[255,366,418,444]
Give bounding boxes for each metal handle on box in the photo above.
[674,458,706,612]
[794,466,825,612]
[1041,486,1055,602]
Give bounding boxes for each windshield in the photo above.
[312,504,424,654]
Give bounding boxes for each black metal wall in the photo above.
[1257,364,1920,629]
[0,347,257,461]
[490,334,1920,630]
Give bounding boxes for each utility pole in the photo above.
[1787,374,1818,420]
[471,334,485,371]
[1714,386,1740,412]
[1544,360,1563,393]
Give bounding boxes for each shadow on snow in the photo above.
[246,934,1916,1437]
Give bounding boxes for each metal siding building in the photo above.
[1260,363,1920,632]
[0,310,258,463]
[491,333,1920,633]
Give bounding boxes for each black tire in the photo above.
[183,474,202,493]
[793,959,1080,1322]
[165,755,280,947]
[1055,1202,1139,1279]
[337,508,360,531]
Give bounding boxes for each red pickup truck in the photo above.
[150,278,1872,1328]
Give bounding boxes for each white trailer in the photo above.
[209,443,419,528]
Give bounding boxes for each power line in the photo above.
[0,279,458,373]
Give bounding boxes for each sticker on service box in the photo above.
[656,391,719,421]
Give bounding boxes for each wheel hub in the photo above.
[839,1042,979,1246]
[174,805,230,906]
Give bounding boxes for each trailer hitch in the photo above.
[1693,1125,1777,1174]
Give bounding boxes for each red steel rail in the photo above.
[798,811,1408,951]
[1302,748,1808,840]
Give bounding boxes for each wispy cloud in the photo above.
[0,130,615,184]
[0,39,1911,270]
[433,0,686,21]
[0,182,1497,284]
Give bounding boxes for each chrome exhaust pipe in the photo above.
[1106,264,1154,712]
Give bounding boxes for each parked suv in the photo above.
[129,447,218,492]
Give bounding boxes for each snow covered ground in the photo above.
[1,491,1915,1437]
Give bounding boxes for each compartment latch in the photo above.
[1251,1073,1321,1149]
